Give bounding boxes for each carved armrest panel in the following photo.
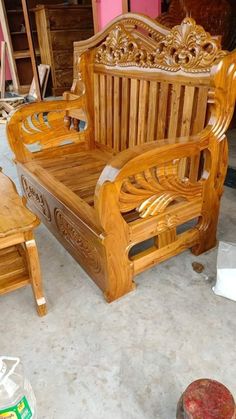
[7,98,88,158]
[19,109,81,151]
[119,158,203,218]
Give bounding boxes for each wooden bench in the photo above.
[0,169,47,315]
[7,15,236,302]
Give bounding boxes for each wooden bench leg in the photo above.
[192,139,228,256]
[103,250,135,303]
[102,232,136,303]
[24,233,47,316]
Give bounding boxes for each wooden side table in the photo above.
[0,169,47,316]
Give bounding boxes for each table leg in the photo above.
[25,233,47,316]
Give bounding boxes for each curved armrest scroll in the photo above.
[97,133,210,188]
[94,132,211,224]
[7,97,87,162]
[8,97,85,124]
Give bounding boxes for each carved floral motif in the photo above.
[54,209,102,274]
[95,18,225,72]
[119,160,203,218]
[96,26,141,67]
[21,176,51,221]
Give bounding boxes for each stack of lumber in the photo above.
[0,97,24,124]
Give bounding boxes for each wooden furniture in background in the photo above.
[22,0,42,101]
[156,0,235,50]
[0,41,6,98]
[29,64,50,99]
[0,1,18,92]
[0,169,46,316]
[35,4,94,96]
[7,15,236,302]
[0,0,63,94]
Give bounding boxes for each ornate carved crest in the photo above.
[95,18,225,72]
[95,25,141,67]
[21,176,51,221]
[54,209,102,275]
[119,160,203,218]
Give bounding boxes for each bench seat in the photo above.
[36,148,113,206]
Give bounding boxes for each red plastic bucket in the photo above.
[177,379,236,419]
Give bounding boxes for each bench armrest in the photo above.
[95,131,211,226]
[7,97,88,162]
[98,132,210,185]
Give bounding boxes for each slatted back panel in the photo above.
[93,72,210,152]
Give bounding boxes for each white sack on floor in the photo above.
[213,241,236,301]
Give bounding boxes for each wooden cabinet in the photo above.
[0,0,63,94]
[35,4,94,96]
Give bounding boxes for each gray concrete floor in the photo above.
[0,124,236,419]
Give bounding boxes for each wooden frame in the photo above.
[92,0,100,34]
[0,41,6,98]
[122,0,129,13]
[21,0,42,100]
[29,64,50,99]
[7,14,236,302]
[0,0,19,91]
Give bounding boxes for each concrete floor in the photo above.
[0,124,236,419]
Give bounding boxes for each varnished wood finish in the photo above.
[0,170,46,315]
[7,14,236,302]
[35,4,94,96]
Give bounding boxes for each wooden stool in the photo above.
[177,379,236,418]
[0,169,47,316]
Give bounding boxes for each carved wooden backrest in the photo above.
[73,15,226,153]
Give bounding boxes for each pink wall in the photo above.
[130,0,161,18]
[97,0,161,31]
[0,24,11,81]
[97,0,123,30]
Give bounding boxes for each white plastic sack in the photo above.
[213,241,236,301]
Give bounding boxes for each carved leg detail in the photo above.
[25,235,47,316]
[157,228,177,248]
[191,202,219,256]
[192,138,228,256]
[96,182,136,302]
[103,236,136,303]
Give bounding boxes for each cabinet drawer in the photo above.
[55,69,73,88]
[53,52,73,69]
[51,30,94,50]
[48,8,93,30]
